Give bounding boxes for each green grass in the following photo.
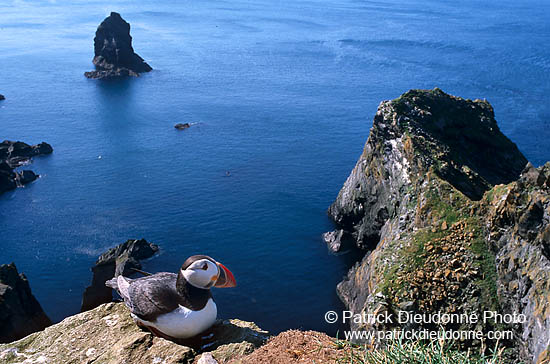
[332,337,512,364]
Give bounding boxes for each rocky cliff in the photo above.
[327,89,548,364]
[0,302,268,364]
[84,12,152,79]
[0,263,51,344]
[0,140,53,195]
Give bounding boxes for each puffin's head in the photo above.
[180,255,236,289]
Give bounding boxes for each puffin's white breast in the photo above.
[132,298,217,339]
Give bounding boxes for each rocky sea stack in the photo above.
[0,263,51,344]
[327,88,549,364]
[84,12,152,80]
[0,140,53,195]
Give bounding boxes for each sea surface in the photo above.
[1,0,549,335]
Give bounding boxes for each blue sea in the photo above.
[1,0,549,335]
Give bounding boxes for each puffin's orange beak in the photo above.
[215,263,237,288]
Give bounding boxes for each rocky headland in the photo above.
[84,12,152,79]
[0,140,53,195]
[326,88,549,364]
[81,239,159,312]
[0,263,51,344]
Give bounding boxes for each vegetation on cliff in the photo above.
[327,89,548,364]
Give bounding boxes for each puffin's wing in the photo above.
[126,272,182,321]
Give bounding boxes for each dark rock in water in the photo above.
[322,229,354,253]
[0,140,53,195]
[0,263,51,343]
[81,239,159,312]
[174,122,191,130]
[0,94,4,100]
[16,170,38,185]
[85,12,152,80]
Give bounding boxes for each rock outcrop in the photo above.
[84,12,152,79]
[327,89,548,363]
[0,302,268,364]
[0,263,51,344]
[0,140,53,195]
[175,123,191,130]
[81,239,159,312]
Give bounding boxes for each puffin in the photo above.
[106,255,236,339]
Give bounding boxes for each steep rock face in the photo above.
[0,303,268,364]
[84,12,152,79]
[483,163,550,364]
[81,239,159,311]
[327,89,547,362]
[0,140,53,195]
[0,263,51,343]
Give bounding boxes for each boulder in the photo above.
[0,303,268,364]
[0,263,51,344]
[84,12,152,79]
[81,239,159,312]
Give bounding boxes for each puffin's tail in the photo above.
[105,277,118,290]
[106,275,131,301]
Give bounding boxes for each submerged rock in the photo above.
[0,302,268,364]
[326,89,547,363]
[84,12,152,80]
[0,140,53,195]
[81,239,159,312]
[0,263,51,344]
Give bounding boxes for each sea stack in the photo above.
[84,12,152,79]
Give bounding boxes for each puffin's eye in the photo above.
[201,263,208,270]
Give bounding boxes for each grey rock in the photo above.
[322,229,354,253]
[0,303,268,364]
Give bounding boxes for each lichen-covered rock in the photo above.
[0,263,51,344]
[84,12,152,79]
[81,238,159,311]
[327,89,545,363]
[483,164,550,364]
[0,303,268,364]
